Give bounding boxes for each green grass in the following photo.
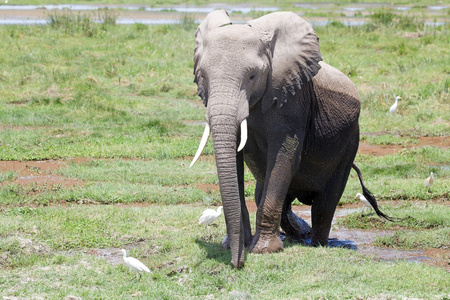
[0,179,219,206]
[0,21,204,160]
[374,227,449,250]
[58,158,218,186]
[339,202,449,230]
[0,5,449,299]
[1,205,449,299]
[0,171,17,182]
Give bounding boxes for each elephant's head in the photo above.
[191,10,322,268]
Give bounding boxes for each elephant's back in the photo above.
[313,62,360,103]
[311,61,361,139]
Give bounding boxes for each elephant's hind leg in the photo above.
[310,164,353,246]
[280,195,311,242]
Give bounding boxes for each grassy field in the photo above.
[0,5,449,299]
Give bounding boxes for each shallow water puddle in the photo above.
[292,206,432,264]
[87,248,123,266]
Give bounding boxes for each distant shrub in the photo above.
[361,22,378,32]
[371,9,395,27]
[48,9,97,37]
[135,23,149,32]
[179,13,197,31]
[396,14,424,31]
[327,20,345,28]
[48,8,117,37]
[96,8,117,29]
[370,8,425,30]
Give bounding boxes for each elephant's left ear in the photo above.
[194,10,232,106]
[248,12,322,112]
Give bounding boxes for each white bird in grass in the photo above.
[356,193,373,213]
[389,96,401,114]
[424,172,435,190]
[119,249,150,281]
[199,206,223,227]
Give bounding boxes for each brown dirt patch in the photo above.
[421,248,450,271]
[0,159,87,190]
[358,136,449,156]
[358,143,404,156]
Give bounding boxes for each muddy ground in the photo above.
[1,136,448,190]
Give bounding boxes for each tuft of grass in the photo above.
[375,227,450,250]
[338,202,450,230]
[48,9,98,37]
[0,171,17,182]
[370,9,396,27]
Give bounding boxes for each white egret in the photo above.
[424,172,434,190]
[356,193,373,213]
[119,249,150,281]
[389,96,401,114]
[199,206,223,227]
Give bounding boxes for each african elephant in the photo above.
[190,10,390,268]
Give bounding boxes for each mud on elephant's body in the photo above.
[191,10,390,268]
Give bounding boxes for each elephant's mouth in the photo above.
[190,118,248,168]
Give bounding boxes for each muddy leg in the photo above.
[280,195,311,242]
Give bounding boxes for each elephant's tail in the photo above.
[352,163,394,222]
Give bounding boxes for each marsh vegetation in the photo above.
[0,2,448,299]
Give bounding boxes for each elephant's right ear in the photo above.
[248,12,322,112]
[194,10,232,107]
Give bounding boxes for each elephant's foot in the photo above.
[249,231,284,254]
[280,210,311,242]
[311,231,330,247]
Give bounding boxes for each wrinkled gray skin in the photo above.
[193,11,375,268]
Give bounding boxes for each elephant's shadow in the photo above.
[194,239,236,265]
[195,235,357,265]
[284,236,357,251]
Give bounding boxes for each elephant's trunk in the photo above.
[209,103,247,268]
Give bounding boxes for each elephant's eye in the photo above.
[249,72,257,82]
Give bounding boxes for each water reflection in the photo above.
[117,18,180,25]
[0,4,280,14]
[0,19,48,25]
[0,3,447,26]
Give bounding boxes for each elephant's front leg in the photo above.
[250,136,301,254]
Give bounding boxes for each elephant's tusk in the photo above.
[237,119,247,152]
[190,123,210,168]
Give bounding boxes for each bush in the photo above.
[371,9,396,27]
[48,8,117,37]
